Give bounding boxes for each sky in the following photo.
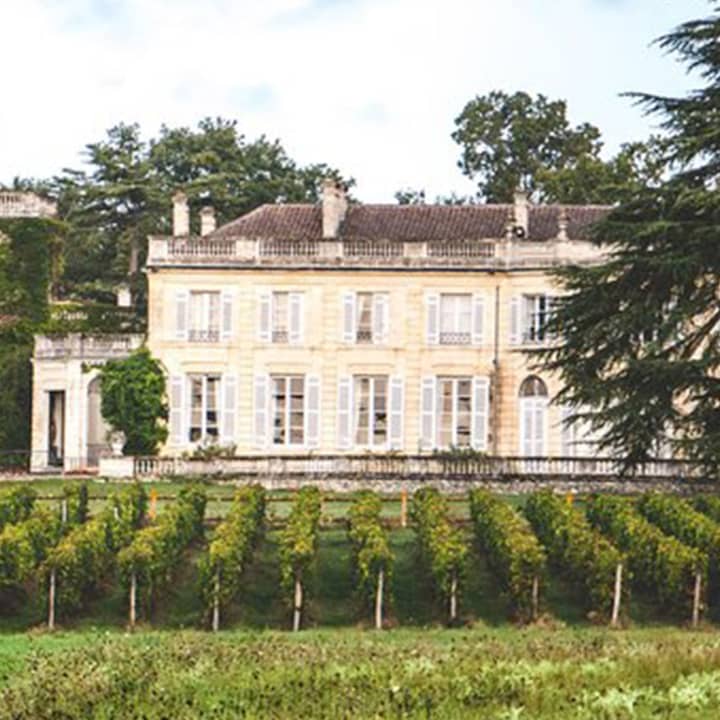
[0,0,712,202]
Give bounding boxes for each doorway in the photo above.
[48,391,65,467]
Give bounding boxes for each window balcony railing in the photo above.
[439,331,471,345]
[272,329,289,344]
[188,329,220,343]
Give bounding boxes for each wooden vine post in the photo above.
[531,576,540,621]
[449,574,458,623]
[610,563,623,628]
[293,574,303,632]
[692,571,702,628]
[129,570,137,630]
[61,498,68,524]
[47,568,56,630]
[212,571,221,633]
[375,568,384,630]
[149,490,157,521]
[400,489,408,528]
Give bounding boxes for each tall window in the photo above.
[342,292,389,344]
[272,376,305,446]
[272,292,289,343]
[356,292,374,343]
[436,377,472,447]
[189,375,220,442]
[354,375,388,447]
[519,376,548,456]
[188,291,220,342]
[439,294,472,345]
[522,295,553,344]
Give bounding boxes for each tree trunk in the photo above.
[212,571,221,633]
[692,571,702,628]
[48,568,56,630]
[610,563,623,628]
[129,571,137,630]
[293,576,303,632]
[449,574,458,623]
[375,568,384,630]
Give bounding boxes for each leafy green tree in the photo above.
[452,90,603,202]
[540,6,720,472]
[99,348,168,456]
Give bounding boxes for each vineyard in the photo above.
[2,482,720,631]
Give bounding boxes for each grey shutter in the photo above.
[471,376,489,451]
[305,374,321,448]
[472,294,485,346]
[426,293,439,345]
[420,376,436,450]
[169,375,185,445]
[337,375,353,449]
[342,292,356,343]
[389,375,404,450]
[253,374,269,449]
[221,375,237,445]
[258,291,271,342]
[175,290,189,341]
[510,295,521,346]
[289,292,304,345]
[221,290,233,341]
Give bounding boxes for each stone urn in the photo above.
[109,431,126,458]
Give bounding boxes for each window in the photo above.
[342,292,389,344]
[258,291,304,344]
[522,295,553,344]
[272,292,289,343]
[354,375,388,447]
[189,375,220,442]
[436,377,472,448]
[439,294,472,345]
[272,376,305,446]
[519,376,548,456]
[188,291,220,342]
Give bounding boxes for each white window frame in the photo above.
[435,376,473,448]
[342,291,389,345]
[188,291,220,343]
[353,375,389,449]
[188,374,221,443]
[439,293,472,345]
[271,375,306,448]
[522,294,553,345]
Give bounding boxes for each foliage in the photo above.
[0,487,36,531]
[62,483,89,525]
[410,488,467,614]
[185,443,237,461]
[539,7,720,471]
[200,485,265,619]
[277,487,322,596]
[694,495,720,524]
[118,485,206,615]
[469,490,546,620]
[99,348,168,455]
[586,494,707,615]
[524,491,625,617]
[0,509,63,590]
[347,491,393,607]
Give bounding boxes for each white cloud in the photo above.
[0,0,710,202]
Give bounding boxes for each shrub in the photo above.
[0,486,36,531]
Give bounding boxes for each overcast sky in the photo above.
[0,0,712,202]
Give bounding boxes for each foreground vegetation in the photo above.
[2,629,720,718]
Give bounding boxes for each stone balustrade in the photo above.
[34,333,145,360]
[0,192,56,218]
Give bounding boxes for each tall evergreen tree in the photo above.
[541,4,720,472]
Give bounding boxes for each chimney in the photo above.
[200,206,216,237]
[322,179,348,239]
[513,189,529,238]
[172,191,189,237]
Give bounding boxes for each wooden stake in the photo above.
[611,563,623,628]
[400,489,408,528]
[48,568,56,630]
[61,499,68,524]
[149,490,157,521]
[129,571,137,630]
[449,574,458,623]
[531,576,539,621]
[692,571,702,628]
[293,576,303,632]
[375,568,384,630]
[212,571,221,633]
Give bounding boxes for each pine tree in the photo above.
[541,5,720,472]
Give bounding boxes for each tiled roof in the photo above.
[211,203,611,242]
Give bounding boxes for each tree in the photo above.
[99,348,168,456]
[452,90,603,202]
[540,6,720,472]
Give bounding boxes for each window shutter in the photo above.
[560,405,574,457]
[221,290,234,341]
[337,375,353,449]
[289,292,304,345]
[169,375,185,445]
[420,376,436,450]
[534,399,547,456]
[472,294,485,346]
[372,293,390,344]
[175,290,189,341]
[305,374,321,448]
[510,295,521,346]
[258,291,271,342]
[471,377,489,451]
[342,292,356,343]
[520,399,533,456]
[221,375,237,446]
[389,375,404,450]
[253,374,269,449]
[426,293,439,345]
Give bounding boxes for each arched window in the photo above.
[519,376,548,456]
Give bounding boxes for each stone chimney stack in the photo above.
[513,189,529,238]
[322,179,348,239]
[172,191,189,237]
[200,206,216,237]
